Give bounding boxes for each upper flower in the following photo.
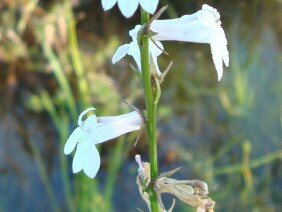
[64,107,143,178]
[150,4,229,81]
[102,0,159,18]
[112,25,164,75]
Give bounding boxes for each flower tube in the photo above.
[151,4,229,81]
[64,107,143,178]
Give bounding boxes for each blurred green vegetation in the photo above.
[0,0,281,211]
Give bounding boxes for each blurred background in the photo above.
[0,0,281,211]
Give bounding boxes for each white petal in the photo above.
[82,142,101,178]
[151,53,161,75]
[92,111,142,143]
[140,0,159,14]
[101,0,117,10]
[72,142,84,173]
[149,40,163,75]
[197,6,221,30]
[64,127,88,155]
[78,107,96,127]
[117,0,139,18]
[129,25,142,40]
[127,25,142,70]
[128,41,141,71]
[217,29,229,67]
[98,112,138,123]
[112,44,130,64]
[82,115,98,133]
[93,123,141,143]
[202,4,220,20]
[151,40,163,56]
[210,39,223,81]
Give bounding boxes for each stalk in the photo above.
[140,9,159,212]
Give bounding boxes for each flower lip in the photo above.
[64,127,88,155]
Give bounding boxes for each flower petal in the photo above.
[83,115,98,133]
[101,0,117,10]
[64,127,88,155]
[140,0,159,14]
[129,25,141,41]
[98,112,139,123]
[82,141,101,178]
[78,107,96,127]
[128,41,141,71]
[197,5,221,30]
[92,111,142,143]
[72,142,83,173]
[202,4,220,20]
[210,31,229,81]
[117,0,139,18]
[112,44,130,64]
[149,40,163,75]
[217,30,229,67]
[210,38,223,81]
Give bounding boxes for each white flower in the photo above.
[112,25,164,75]
[102,0,159,18]
[150,4,229,81]
[64,107,143,178]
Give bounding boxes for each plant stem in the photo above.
[140,9,159,212]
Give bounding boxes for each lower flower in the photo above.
[64,107,143,178]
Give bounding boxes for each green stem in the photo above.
[140,9,159,212]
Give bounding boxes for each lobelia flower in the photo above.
[112,24,164,75]
[150,4,229,81]
[101,0,159,18]
[64,107,143,178]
